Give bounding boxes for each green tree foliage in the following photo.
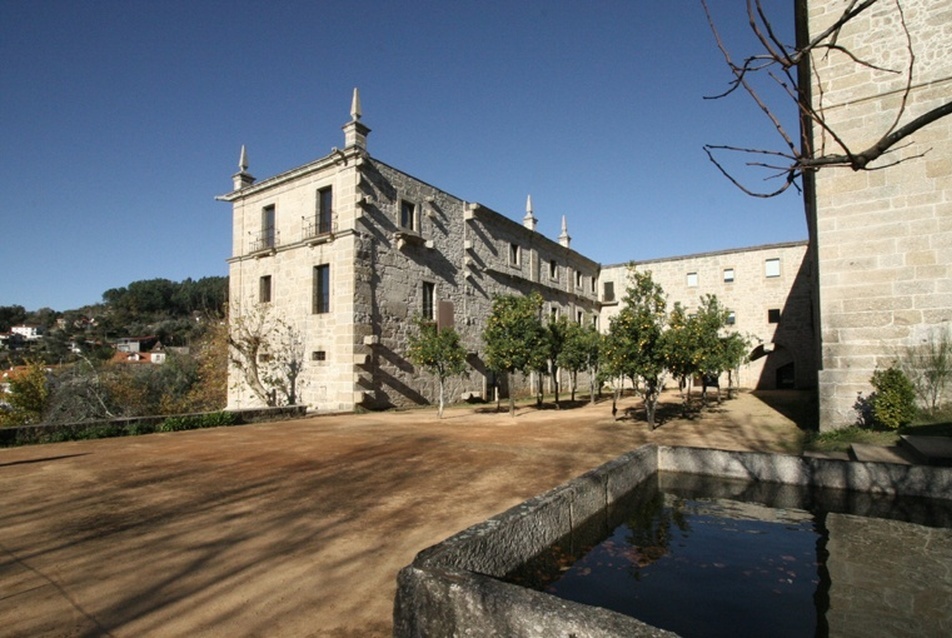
[0,305,28,332]
[543,316,570,408]
[663,302,700,408]
[691,295,748,403]
[558,322,602,403]
[603,269,668,429]
[0,361,50,426]
[869,366,917,430]
[483,294,546,416]
[407,318,468,418]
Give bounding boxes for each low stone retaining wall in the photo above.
[0,405,307,447]
[393,445,952,638]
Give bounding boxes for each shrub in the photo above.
[869,366,917,430]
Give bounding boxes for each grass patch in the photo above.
[804,427,899,453]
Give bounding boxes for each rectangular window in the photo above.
[400,200,417,231]
[687,272,698,287]
[575,270,583,289]
[261,205,276,249]
[313,264,330,314]
[311,351,326,362]
[768,308,781,324]
[590,276,596,293]
[723,268,735,283]
[576,310,584,324]
[317,186,333,234]
[259,275,272,303]
[727,310,736,325]
[549,260,558,280]
[550,306,559,321]
[509,242,520,266]
[765,258,781,278]
[603,281,615,302]
[422,282,435,321]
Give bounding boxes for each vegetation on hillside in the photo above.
[0,277,228,426]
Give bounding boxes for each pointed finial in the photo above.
[350,87,362,121]
[523,194,538,231]
[233,145,255,189]
[558,215,571,248]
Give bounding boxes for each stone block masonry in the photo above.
[806,0,952,428]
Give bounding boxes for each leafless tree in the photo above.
[229,304,305,406]
[702,0,952,197]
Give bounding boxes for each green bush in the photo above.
[869,366,917,430]
[158,411,237,432]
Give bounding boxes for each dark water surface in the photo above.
[507,472,952,638]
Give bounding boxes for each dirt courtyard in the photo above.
[0,391,811,637]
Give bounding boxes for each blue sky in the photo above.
[1,0,806,312]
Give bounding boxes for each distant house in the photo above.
[114,336,160,354]
[10,325,44,341]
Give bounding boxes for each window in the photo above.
[686,272,698,287]
[509,242,521,266]
[603,281,615,302]
[590,276,596,293]
[768,308,781,324]
[549,260,558,280]
[317,186,333,235]
[422,282,435,321]
[400,199,417,231]
[550,306,560,321]
[259,275,272,303]
[765,258,781,278]
[313,264,330,314]
[577,310,584,324]
[575,270,583,289]
[261,205,276,249]
[723,268,735,283]
[311,351,327,362]
[727,310,736,325]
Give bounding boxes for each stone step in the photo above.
[899,435,952,467]
[848,443,917,465]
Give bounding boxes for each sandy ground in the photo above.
[0,390,811,637]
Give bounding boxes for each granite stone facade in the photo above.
[219,94,600,412]
[600,241,817,391]
[805,0,952,428]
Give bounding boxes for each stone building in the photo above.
[803,0,952,428]
[599,241,816,391]
[218,91,599,412]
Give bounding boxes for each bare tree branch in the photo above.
[702,0,952,197]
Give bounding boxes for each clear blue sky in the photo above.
[1,0,805,312]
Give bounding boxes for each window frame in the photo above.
[765,258,781,278]
[509,242,521,266]
[723,268,735,283]
[686,271,698,287]
[313,264,330,314]
[400,199,418,232]
[422,281,435,321]
[317,186,333,235]
[259,275,272,304]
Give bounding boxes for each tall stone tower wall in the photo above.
[807,0,952,428]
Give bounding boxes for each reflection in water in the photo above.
[506,472,952,638]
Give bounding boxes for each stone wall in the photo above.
[807,0,952,428]
[599,241,816,390]
[222,127,601,412]
[395,444,952,637]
